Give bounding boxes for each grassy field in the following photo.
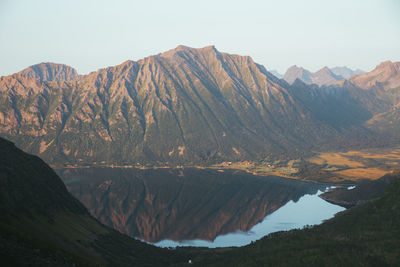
[209,146,400,184]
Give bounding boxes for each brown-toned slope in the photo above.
[347,61,400,139]
[0,45,352,166]
[350,61,400,91]
[18,62,79,81]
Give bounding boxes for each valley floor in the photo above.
[56,146,400,185]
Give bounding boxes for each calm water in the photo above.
[155,189,344,248]
[58,167,345,248]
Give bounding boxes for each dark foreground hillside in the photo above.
[0,137,195,266]
[1,135,399,266]
[195,170,400,266]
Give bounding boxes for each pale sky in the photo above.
[0,0,399,76]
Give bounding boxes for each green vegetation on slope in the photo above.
[193,170,400,266]
[1,134,400,266]
[0,137,193,266]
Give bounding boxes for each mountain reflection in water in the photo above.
[58,167,338,245]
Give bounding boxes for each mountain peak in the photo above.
[18,62,78,81]
[284,65,312,84]
[350,61,400,90]
[284,65,344,86]
[331,66,365,79]
[159,45,218,58]
[315,66,333,75]
[377,60,393,67]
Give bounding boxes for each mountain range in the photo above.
[0,46,399,167]
[283,65,343,86]
[282,65,365,86]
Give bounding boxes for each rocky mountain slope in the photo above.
[350,61,400,91]
[18,62,79,81]
[0,46,399,166]
[349,61,400,138]
[0,45,363,167]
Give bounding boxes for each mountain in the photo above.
[350,60,400,91]
[1,45,369,167]
[283,65,344,86]
[18,62,79,81]
[331,66,364,79]
[0,47,398,167]
[282,65,313,84]
[0,137,190,266]
[343,61,400,140]
[312,67,344,86]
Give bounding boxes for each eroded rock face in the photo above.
[0,46,344,166]
[59,167,322,242]
[349,61,400,91]
[18,62,79,81]
[0,47,399,166]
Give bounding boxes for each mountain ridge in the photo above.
[17,62,79,81]
[0,46,399,166]
[283,65,345,86]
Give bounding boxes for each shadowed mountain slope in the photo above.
[0,137,192,266]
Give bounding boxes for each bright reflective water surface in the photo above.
[58,167,345,248]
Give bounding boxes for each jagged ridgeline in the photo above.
[0,46,399,166]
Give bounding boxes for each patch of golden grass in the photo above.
[342,151,365,156]
[362,153,400,160]
[334,168,387,180]
[308,157,326,165]
[312,153,364,168]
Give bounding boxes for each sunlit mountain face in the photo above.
[2,47,399,169]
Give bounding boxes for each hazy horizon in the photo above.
[1,0,399,76]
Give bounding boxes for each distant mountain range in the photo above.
[331,66,364,79]
[282,65,365,86]
[0,46,399,166]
